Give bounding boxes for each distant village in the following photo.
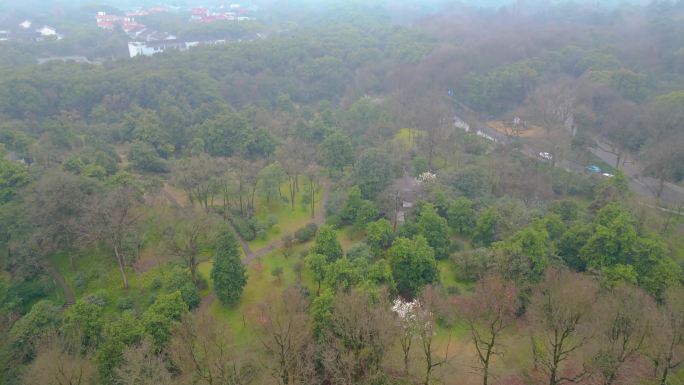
[95,4,257,58]
[0,20,61,43]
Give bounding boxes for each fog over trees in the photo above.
[1,1,684,385]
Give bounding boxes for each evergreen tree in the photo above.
[211,230,247,306]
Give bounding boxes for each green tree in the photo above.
[447,197,475,234]
[472,208,499,247]
[341,186,363,224]
[306,253,328,295]
[211,230,247,306]
[321,131,353,171]
[557,223,593,271]
[0,144,29,203]
[351,149,393,199]
[199,112,252,157]
[128,141,168,173]
[310,289,334,340]
[9,300,62,360]
[313,225,343,262]
[389,236,438,298]
[580,213,638,269]
[141,291,188,348]
[633,236,681,299]
[324,257,362,293]
[417,204,451,260]
[366,219,394,256]
[258,161,286,205]
[496,225,552,284]
[63,299,105,350]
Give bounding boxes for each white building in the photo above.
[37,26,57,37]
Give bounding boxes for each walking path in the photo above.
[198,179,330,311]
[45,263,75,307]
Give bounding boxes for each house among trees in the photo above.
[390,175,423,227]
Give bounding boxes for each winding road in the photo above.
[467,118,684,209]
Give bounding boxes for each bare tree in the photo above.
[647,286,684,385]
[165,208,214,283]
[321,289,396,385]
[257,288,315,385]
[529,269,599,385]
[81,185,143,289]
[418,286,451,385]
[592,285,655,385]
[461,276,520,385]
[23,170,98,269]
[172,155,224,211]
[21,336,96,385]
[230,156,265,217]
[170,313,257,385]
[115,338,172,385]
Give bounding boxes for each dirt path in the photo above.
[199,179,330,311]
[242,178,329,264]
[45,263,75,307]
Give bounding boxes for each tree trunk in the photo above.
[114,244,129,289]
[310,180,315,219]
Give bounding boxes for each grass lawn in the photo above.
[197,243,313,345]
[52,249,151,313]
[247,179,324,250]
[438,260,473,294]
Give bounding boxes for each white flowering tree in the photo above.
[392,298,421,376]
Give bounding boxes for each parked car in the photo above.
[586,165,602,174]
[602,173,614,178]
[539,152,553,161]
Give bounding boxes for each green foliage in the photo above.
[95,312,144,384]
[366,219,394,256]
[558,223,593,271]
[495,225,552,283]
[306,253,328,294]
[199,112,252,157]
[162,267,201,310]
[324,258,363,293]
[294,223,318,243]
[412,155,429,177]
[310,289,334,340]
[461,60,541,114]
[141,291,188,348]
[321,131,354,171]
[416,204,451,260]
[0,146,30,203]
[581,209,638,269]
[388,236,438,298]
[352,149,393,199]
[341,185,380,230]
[127,140,168,173]
[472,208,499,247]
[211,230,247,306]
[63,299,105,350]
[313,225,343,262]
[346,243,374,262]
[9,300,61,362]
[601,264,638,288]
[447,197,475,234]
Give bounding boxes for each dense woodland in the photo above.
[1,1,684,385]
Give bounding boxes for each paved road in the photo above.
[464,118,684,208]
[588,138,684,206]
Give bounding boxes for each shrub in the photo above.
[231,215,256,241]
[295,223,318,243]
